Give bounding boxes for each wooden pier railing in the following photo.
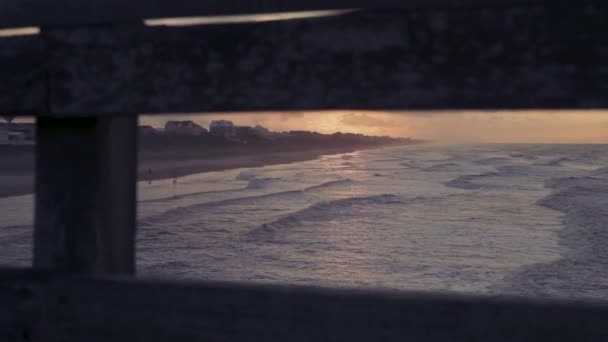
[1,1,607,340]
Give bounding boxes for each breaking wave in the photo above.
[236,171,258,180]
[475,157,510,165]
[246,194,406,241]
[542,157,573,167]
[140,178,356,225]
[140,187,245,204]
[445,172,500,190]
[304,179,354,191]
[509,153,538,160]
[495,165,538,176]
[423,163,462,172]
[446,163,549,190]
[494,175,608,300]
[246,177,281,189]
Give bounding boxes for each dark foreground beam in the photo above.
[34,116,137,274]
[43,5,608,115]
[0,0,591,29]
[0,35,46,116]
[2,5,608,116]
[1,268,608,341]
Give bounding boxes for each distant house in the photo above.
[288,130,322,139]
[209,120,235,138]
[288,130,315,136]
[138,125,158,136]
[232,126,262,143]
[0,123,9,145]
[0,122,35,145]
[165,121,207,135]
[252,125,274,139]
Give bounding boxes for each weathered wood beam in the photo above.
[1,268,608,341]
[47,5,608,115]
[2,5,608,116]
[34,116,137,274]
[0,35,46,116]
[0,0,592,29]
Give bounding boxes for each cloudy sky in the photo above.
[141,111,608,144]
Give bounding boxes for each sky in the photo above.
[141,111,608,144]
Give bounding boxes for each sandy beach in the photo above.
[0,146,34,198]
[0,144,392,198]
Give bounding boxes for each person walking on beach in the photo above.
[148,167,152,184]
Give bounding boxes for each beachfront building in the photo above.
[0,123,9,145]
[252,125,274,139]
[288,130,324,140]
[0,122,35,145]
[234,126,255,142]
[210,120,235,138]
[138,125,158,136]
[165,120,207,135]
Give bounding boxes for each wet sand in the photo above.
[138,146,370,183]
[0,145,389,198]
[0,146,34,198]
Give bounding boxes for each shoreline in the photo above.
[139,146,371,183]
[0,144,405,199]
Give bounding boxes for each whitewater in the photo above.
[1,143,607,300]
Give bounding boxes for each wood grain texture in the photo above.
[0,35,46,116]
[1,268,608,342]
[0,0,588,29]
[47,5,608,115]
[2,5,608,116]
[34,116,137,274]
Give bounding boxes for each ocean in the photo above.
[2,143,607,300]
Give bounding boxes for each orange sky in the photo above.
[141,111,608,144]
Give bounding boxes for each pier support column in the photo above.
[33,115,137,275]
